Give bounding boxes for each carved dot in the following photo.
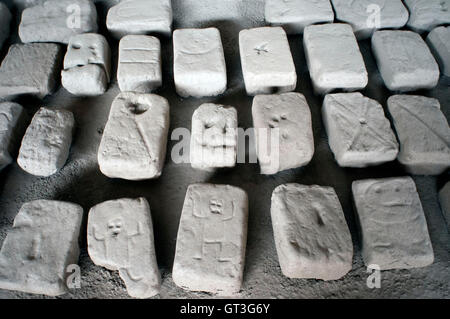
[359,118,367,125]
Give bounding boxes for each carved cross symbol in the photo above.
[254,43,268,55]
[329,96,398,151]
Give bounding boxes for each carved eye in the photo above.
[72,44,81,50]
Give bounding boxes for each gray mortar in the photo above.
[0,0,448,299]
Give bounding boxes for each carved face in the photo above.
[209,199,224,214]
[367,180,414,208]
[201,115,236,148]
[65,34,108,71]
[107,217,124,237]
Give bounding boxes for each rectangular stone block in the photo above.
[404,0,450,33]
[106,0,172,38]
[372,30,440,91]
[117,35,162,93]
[19,0,98,44]
[190,103,237,170]
[387,95,450,175]
[303,23,368,94]
[0,102,28,171]
[271,184,353,280]
[173,184,248,295]
[427,26,450,77]
[439,182,450,230]
[239,27,297,96]
[352,177,434,270]
[252,92,314,175]
[18,107,75,177]
[173,28,227,98]
[62,33,111,96]
[87,197,161,298]
[331,0,409,39]
[322,93,398,168]
[98,92,170,180]
[0,43,63,99]
[265,0,334,34]
[0,200,83,296]
[0,3,11,50]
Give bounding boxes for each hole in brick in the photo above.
[127,102,149,115]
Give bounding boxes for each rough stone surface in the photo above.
[62,33,111,96]
[0,200,83,296]
[264,0,334,34]
[106,0,173,38]
[190,103,237,170]
[303,23,368,94]
[17,107,75,177]
[173,28,227,98]
[271,184,353,280]
[173,184,248,295]
[372,30,440,92]
[387,95,450,175]
[0,102,28,171]
[88,197,161,299]
[404,0,450,33]
[322,93,398,168]
[252,92,314,175]
[427,26,450,77]
[239,27,297,96]
[98,92,170,180]
[352,177,434,270]
[19,0,98,44]
[0,3,11,50]
[439,182,450,230]
[117,35,162,93]
[331,0,409,40]
[0,43,63,99]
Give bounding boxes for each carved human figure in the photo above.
[352,177,434,270]
[191,195,237,262]
[87,198,161,298]
[172,184,248,295]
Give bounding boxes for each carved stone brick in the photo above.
[0,200,83,296]
[173,184,248,295]
[352,177,434,270]
[271,184,353,280]
[88,198,161,298]
[98,92,170,180]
